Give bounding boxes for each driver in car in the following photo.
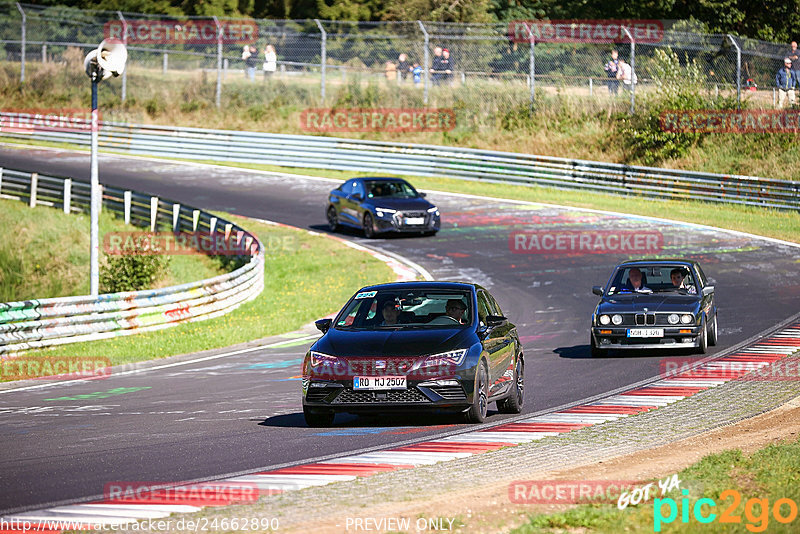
[623,267,651,292]
[428,299,467,325]
[380,300,400,325]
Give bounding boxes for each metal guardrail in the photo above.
[1,116,797,210]
[0,167,265,356]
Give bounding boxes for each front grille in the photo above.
[427,385,467,401]
[635,313,656,325]
[306,388,334,402]
[332,388,429,404]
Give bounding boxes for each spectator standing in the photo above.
[788,42,800,85]
[412,63,423,86]
[776,58,797,108]
[604,49,620,95]
[397,53,410,82]
[441,48,453,85]
[430,46,443,85]
[616,58,637,91]
[242,45,259,81]
[263,44,277,80]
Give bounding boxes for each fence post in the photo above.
[0,168,3,195]
[29,172,37,208]
[589,77,593,96]
[192,209,200,231]
[63,178,71,214]
[150,196,159,231]
[16,2,25,82]
[314,19,326,103]
[417,21,429,105]
[622,26,635,114]
[172,203,181,232]
[529,31,535,114]
[41,44,46,63]
[727,34,741,109]
[162,52,168,74]
[117,11,128,103]
[123,190,131,224]
[213,16,222,109]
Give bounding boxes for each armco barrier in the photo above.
[0,167,264,356]
[1,115,798,210]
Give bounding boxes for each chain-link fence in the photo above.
[1,2,797,120]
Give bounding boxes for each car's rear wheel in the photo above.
[497,358,523,414]
[708,314,718,346]
[303,406,335,427]
[463,362,489,424]
[697,317,708,354]
[362,212,375,239]
[590,334,606,358]
[327,206,339,232]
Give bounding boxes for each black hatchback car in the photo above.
[302,282,523,426]
[590,259,718,357]
[326,177,441,238]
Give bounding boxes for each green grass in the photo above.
[512,437,800,533]
[0,198,222,301]
[9,216,395,368]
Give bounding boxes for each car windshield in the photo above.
[606,265,697,295]
[366,180,418,199]
[335,289,472,330]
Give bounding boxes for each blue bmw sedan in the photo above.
[326,177,441,238]
[302,282,524,426]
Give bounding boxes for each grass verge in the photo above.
[512,437,800,533]
[0,198,223,302]
[6,215,395,371]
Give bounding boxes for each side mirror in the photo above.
[592,286,604,296]
[352,193,363,202]
[702,285,715,296]
[419,191,427,198]
[486,315,507,327]
[315,318,332,333]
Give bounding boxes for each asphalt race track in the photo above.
[1,146,799,514]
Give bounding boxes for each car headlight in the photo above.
[310,351,341,367]
[375,208,396,218]
[599,315,610,325]
[427,206,439,215]
[611,314,623,325]
[668,314,680,324]
[419,349,468,369]
[680,314,694,324]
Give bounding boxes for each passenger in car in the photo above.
[670,268,697,294]
[428,299,467,324]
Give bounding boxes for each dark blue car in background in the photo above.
[326,177,441,238]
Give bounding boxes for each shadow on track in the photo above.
[259,411,468,429]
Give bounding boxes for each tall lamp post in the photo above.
[83,39,127,296]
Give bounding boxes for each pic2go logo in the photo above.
[654,489,799,532]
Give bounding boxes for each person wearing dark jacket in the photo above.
[776,58,798,108]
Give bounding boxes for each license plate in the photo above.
[404,217,425,225]
[353,376,407,390]
[627,328,664,338]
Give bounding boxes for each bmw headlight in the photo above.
[668,314,680,324]
[599,315,610,325]
[681,314,694,324]
[419,349,468,369]
[309,351,341,367]
[427,206,439,216]
[611,314,623,325]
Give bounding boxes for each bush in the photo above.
[619,48,739,165]
[100,252,170,293]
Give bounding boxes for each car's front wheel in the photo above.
[463,362,489,424]
[327,206,339,232]
[590,334,606,358]
[362,212,375,239]
[696,317,708,354]
[708,314,718,346]
[303,406,335,427]
[497,358,523,414]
